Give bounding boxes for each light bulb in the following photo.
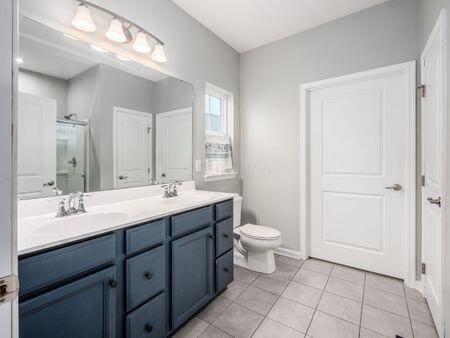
[150,43,167,63]
[105,18,127,43]
[72,4,96,32]
[132,31,151,53]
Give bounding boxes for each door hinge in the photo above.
[0,274,19,304]
[147,127,151,134]
[148,168,150,174]
[422,175,426,187]
[418,85,427,98]
[422,263,426,275]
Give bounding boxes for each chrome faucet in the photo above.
[56,192,87,217]
[161,181,182,198]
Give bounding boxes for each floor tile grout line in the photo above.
[249,269,295,337]
[403,283,416,337]
[358,271,367,338]
[303,264,333,336]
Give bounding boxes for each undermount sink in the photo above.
[36,211,129,236]
[160,194,211,205]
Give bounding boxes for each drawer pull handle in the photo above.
[108,279,118,288]
[145,324,153,332]
[223,268,230,273]
[145,272,153,280]
[223,234,229,239]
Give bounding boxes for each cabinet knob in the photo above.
[145,272,153,280]
[145,324,153,332]
[109,279,118,288]
[223,234,229,239]
[223,268,230,273]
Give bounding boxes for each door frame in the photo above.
[420,9,447,336]
[299,61,417,286]
[112,106,152,189]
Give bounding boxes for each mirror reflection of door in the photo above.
[156,107,193,182]
[114,107,152,189]
[17,92,56,199]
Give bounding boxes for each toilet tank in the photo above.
[233,196,242,228]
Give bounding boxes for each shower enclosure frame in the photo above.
[56,118,90,193]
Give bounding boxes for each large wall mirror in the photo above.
[17,16,193,200]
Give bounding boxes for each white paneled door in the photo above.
[156,108,193,182]
[113,107,152,189]
[302,62,415,280]
[421,10,446,337]
[17,93,57,199]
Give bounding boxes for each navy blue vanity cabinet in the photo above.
[20,266,117,338]
[171,226,214,329]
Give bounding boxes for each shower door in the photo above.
[56,120,87,194]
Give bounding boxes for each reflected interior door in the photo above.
[17,92,56,199]
[308,62,415,279]
[421,11,445,336]
[114,107,152,189]
[156,108,192,182]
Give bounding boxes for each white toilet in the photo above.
[233,196,281,274]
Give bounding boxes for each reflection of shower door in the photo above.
[56,121,87,194]
[156,108,192,182]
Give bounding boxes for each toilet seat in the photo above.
[239,223,281,240]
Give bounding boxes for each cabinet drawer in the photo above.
[215,200,233,221]
[19,234,116,295]
[126,245,165,311]
[171,206,213,237]
[215,218,233,257]
[216,250,234,293]
[125,219,165,255]
[126,292,165,338]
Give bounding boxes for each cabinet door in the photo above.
[171,227,213,329]
[20,266,117,338]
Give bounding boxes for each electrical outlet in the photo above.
[195,160,202,172]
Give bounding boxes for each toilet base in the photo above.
[233,249,276,274]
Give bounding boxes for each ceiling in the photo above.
[171,0,390,53]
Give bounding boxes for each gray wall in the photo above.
[420,0,445,48]
[154,77,193,113]
[18,69,68,117]
[90,0,241,194]
[240,0,421,253]
[67,64,156,191]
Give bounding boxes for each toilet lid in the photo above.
[239,223,281,240]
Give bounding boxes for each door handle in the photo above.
[385,184,402,191]
[427,197,442,208]
[118,175,128,180]
[161,173,167,178]
[43,180,55,187]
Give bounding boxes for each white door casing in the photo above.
[421,10,446,337]
[300,61,416,284]
[156,108,193,182]
[113,107,152,189]
[17,93,56,199]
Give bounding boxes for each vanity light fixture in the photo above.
[72,1,168,63]
[132,31,151,54]
[105,18,130,43]
[151,43,167,63]
[72,4,96,32]
[90,44,107,53]
[64,33,79,40]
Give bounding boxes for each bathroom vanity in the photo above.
[17,188,235,338]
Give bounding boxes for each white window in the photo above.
[204,83,237,182]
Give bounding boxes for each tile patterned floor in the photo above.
[172,255,438,338]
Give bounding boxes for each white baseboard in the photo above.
[275,247,303,260]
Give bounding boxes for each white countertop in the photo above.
[18,186,237,255]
